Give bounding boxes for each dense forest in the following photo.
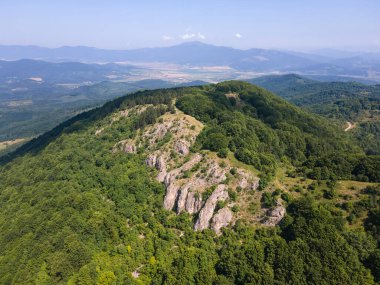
[0,82,379,284]
[249,74,380,155]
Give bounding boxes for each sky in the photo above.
[1,0,379,51]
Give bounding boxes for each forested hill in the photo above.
[0,81,379,284]
[248,74,380,121]
[248,74,380,155]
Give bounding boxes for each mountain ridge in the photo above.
[0,81,379,284]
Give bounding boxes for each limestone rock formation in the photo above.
[145,154,157,168]
[163,183,180,211]
[211,207,233,234]
[114,139,137,154]
[95,128,104,136]
[263,204,286,226]
[115,108,261,233]
[194,185,229,231]
[123,144,136,154]
[174,140,190,155]
[237,169,260,190]
[185,191,202,214]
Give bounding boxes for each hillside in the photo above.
[249,74,380,155]
[0,82,379,284]
[0,75,205,145]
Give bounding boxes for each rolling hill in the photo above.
[248,74,380,154]
[0,81,379,284]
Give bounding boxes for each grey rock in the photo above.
[251,179,260,190]
[163,183,180,211]
[194,184,229,231]
[146,154,157,167]
[123,144,136,154]
[206,162,227,184]
[156,124,168,139]
[211,207,233,234]
[155,156,167,182]
[263,205,286,226]
[176,186,190,214]
[174,140,190,155]
[185,191,202,214]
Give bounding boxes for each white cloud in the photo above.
[197,32,206,40]
[181,33,196,40]
[162,35,174,41]
[180,32,206,40]
[235,33,243,38]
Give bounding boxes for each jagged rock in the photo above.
[155,124,169,139]
[114,139,137,154]
[155,156,167,182]
[120,109,129,117]
[164,172,175,187]
[238,176,248,189]
[123,144,136,153]
[146,154,157,167]
[174,140,190,155]
[176,186,190,213]
[263,205,286,226]
[155,156,166,171]
[194,185,229,231]
[185,192,202,214]
[95,128,104,135]
[181,153,203,171]
[211,207,233,234]
[206,162,227,184]
[163,183,180,211]
[251,179,260,190]
[236,169,260,190]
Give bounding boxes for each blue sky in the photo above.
[1,0,379,51]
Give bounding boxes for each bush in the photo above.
[217,148,228,158]
[203,133,229,152]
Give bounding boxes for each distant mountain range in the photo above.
[0,59,136,84]
[1,42,380,82]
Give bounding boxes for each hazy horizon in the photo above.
[1,0,379,53]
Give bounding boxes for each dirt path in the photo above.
[344,121,355,132]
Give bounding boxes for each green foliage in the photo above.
[176,81,378,181]
[0,82,379,284]
[261,192,276,208]
[217,148,228,158]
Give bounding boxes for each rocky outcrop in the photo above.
[162,154,203,211]
[174,140,190,155]
[176,184,203,214]
[145,154,157,168]
[211,207,233,234]
[251,179,260,190]
[123,144,137,154]
[194,185,229,231]
[155,123,170,139]
[185,192,202,214]
[146,154,167,182]
[205,161,227,184]
[114,109,264,233]
[237,169,260,190]
[95,128,104,136]
[176,186,190,213]
[263,204,286,226]
[114,139,137,154]
[155,156,167,182]
[163,183,180,211]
